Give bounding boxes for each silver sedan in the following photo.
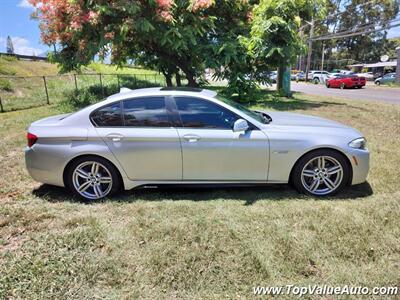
[25,87,369,200]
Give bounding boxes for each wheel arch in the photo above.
[289,147,353,186]
[63,154,125,189]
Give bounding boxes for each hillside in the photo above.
[0,55,159,77]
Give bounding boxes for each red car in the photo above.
[326,75,366,89]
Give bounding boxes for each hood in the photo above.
[265,111,350,129]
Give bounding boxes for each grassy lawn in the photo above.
[0,90,399,299]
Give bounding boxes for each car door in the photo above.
[92,97,182,181]
[171,96,269,181]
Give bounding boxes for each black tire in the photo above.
[326,82,330,88]
[375,81,380,86]
[65,156,121,201]
[291,149,350,197]
[340,83,345,89]
[313,78,320,84]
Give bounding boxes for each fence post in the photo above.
[99,73,104,96]
[43,76,50,104]
[117,74,120,90]
[74,74,78,92]
[0,96,4,113]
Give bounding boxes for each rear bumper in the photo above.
[25,147,65,187]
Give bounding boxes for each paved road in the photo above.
[290,82,400,104]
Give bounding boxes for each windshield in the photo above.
[215,95,270,124]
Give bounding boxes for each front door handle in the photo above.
[106,133,124,142]
[183,134,201,142]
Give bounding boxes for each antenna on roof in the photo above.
[120,87,132,93]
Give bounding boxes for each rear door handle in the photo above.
[183,134,201,142]
[106,133,124,142]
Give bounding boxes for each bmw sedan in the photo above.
[25,87,369,200]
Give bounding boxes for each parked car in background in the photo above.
[311,71,330,84]
[326,74,366,89]
[269,71,278,83]
[25,87,369,199]
[295,72,306,82]
[356,72,374,80]
[374,73,396,85]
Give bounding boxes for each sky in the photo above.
[0,0,399,57]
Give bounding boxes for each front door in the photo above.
[93,97,182,181]
[172,96,269,181]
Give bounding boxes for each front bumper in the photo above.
[346,148,370,185]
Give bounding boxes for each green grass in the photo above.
[0,90,399,299]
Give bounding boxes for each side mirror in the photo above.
[233,119,249,132]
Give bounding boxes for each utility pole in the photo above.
[321,42,325,71]
[396,47,400,83]
[305,18,315,82]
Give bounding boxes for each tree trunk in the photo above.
[185,71,198,87]
[162,70,173,87]
[277,66,284,92]
[175,72,181,86]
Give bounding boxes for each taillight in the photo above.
[27,132,38,147]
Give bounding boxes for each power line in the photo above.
[311,21,400,41]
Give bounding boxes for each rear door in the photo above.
[92,97,182,180]
[171,96,269,181]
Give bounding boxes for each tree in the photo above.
[311,0,399,69]
[245,0,325,95]
[6,36,14,54]
[29,0,251,87]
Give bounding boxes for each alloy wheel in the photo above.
[72,161,113,200]
[300,156,343,196]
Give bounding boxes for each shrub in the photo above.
[0,78,13,91]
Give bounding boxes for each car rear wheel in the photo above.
[292,150,350,197]
[313,78,320,84]
[340,83,345,89]
[66,156,121,200]
[375,81,380,85]
[325,82,330,88]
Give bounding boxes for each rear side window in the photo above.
[91,102,123,126]
[123,97,170,127]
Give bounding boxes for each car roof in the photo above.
[106,87,217,102]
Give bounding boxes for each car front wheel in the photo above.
[66,156,121,200]
[292,150,350,197]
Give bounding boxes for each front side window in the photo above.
[91,102,123,126]
[175,97,239,129]
[123,97,170,127]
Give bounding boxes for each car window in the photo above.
[91,102,123,127]
[123,97,170,127]
[174,97,239,129]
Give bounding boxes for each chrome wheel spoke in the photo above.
[317,157,325,169]
[302,169,315,177]
[327,165,341,175]
[93,184,102,198]
[99,177,112,183]
[309,179,320,192]
[323,177,336,190]
[78,181,91,192]
[91,162,99,176]
[76,168,90,179]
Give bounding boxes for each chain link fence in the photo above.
[0,73,166,112]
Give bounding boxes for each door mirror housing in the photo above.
[233,119,249,132]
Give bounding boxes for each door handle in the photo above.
[183,134,201,142]
[106,133,124,142]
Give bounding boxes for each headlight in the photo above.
[349,137,367,150]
